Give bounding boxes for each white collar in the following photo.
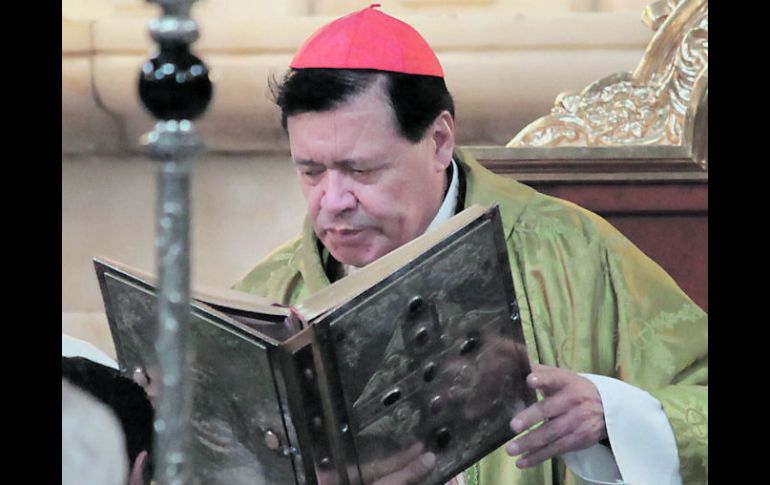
[425,158,460,234]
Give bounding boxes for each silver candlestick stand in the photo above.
[137,0,212,483]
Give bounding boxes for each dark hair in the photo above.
[62,356,154,480]
[270,68,455,143]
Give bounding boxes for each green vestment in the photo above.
[234,150,708,485]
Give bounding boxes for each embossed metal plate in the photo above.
[96,261,302,485]
[311,206,536,484]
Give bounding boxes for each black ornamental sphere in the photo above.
[139,45,212,120]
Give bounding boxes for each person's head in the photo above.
[272,6,456,267]
[62,379,128,485]
[62,356,154,485]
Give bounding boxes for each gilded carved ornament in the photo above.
[507,0,707,168]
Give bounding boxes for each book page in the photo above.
[93,256,290,319]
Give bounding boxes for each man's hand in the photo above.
[317,442,436,485]
[505,364,607,469]
[369,444,436,485]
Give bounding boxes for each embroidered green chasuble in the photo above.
[234,150,707,485]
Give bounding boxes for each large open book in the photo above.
[95,204,536,485]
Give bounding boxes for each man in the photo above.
[62,356,155,485]
[234,6,707,485]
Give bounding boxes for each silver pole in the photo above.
[138,0,212,482]
[153,151,194,485]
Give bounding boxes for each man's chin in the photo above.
[321,232,396,268]
[327,243,389,269]
[331,249,378,268]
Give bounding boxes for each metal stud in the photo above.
[434,427,451,450]
[460,337,479,355]
[408,296,425,315]
[430,395,443,415]
[264,430,280,451]
[132,366,150,387]
[415,327,429,346]
[423,362,437,382]
[383,389,402,406]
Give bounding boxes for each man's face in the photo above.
[287,79,451,267]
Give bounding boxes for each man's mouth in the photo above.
[324,227,367,244]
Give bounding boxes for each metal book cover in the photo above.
[95,204,536,485]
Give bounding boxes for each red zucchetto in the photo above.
[290,4,444,78]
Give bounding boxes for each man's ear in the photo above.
[431,110,455,171]
[128,450,149,485]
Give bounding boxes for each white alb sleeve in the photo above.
[558,373,681,485]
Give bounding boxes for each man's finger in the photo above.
[514,413,606,469]
[515,431,588,469]
[363,442,425,481]
[510,391,571,433]
[371,452,436,485]
[506,412,572,456]
[527,365,570,396]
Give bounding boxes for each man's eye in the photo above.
[351,166,379,175]
[302,168,323,177]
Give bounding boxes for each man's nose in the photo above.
[321,171,357,213]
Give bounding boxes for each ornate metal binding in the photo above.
[96,204,536,484]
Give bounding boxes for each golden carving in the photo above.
[642,0,678,31]
[507,0,707,158]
